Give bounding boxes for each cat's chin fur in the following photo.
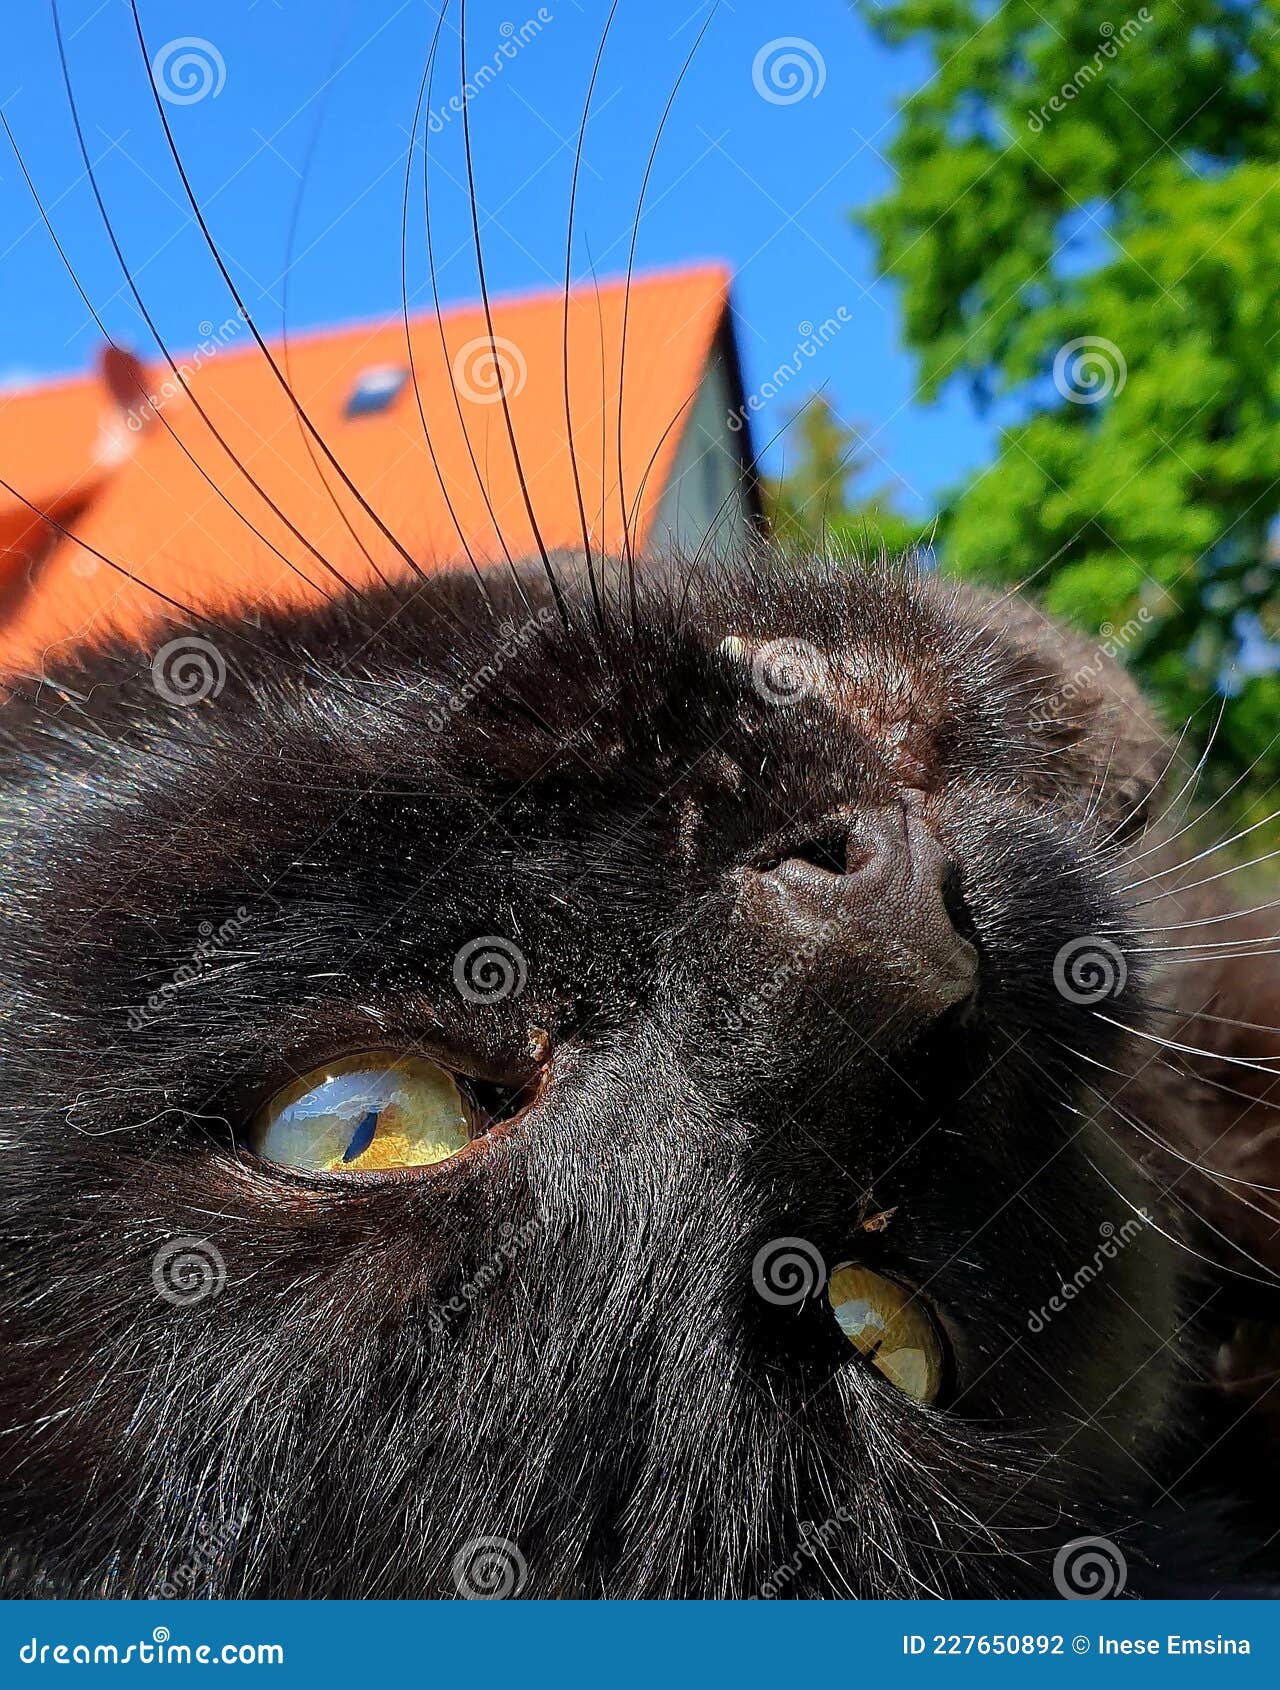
[0,549,1273,1597]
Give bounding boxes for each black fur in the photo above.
[0,553,1270,1596]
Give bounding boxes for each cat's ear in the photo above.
[973,590,1166,843]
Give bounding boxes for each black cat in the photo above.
[1,553,1276,1597]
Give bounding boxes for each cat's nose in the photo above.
[744,802,980,1016]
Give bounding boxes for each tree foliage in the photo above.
[823,0,1279,826]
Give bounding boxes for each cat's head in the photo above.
[0,554,1187,1597]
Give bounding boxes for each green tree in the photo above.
[855,0,1280,830]
[763,396,922,557]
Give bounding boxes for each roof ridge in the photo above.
[2,260,733,395]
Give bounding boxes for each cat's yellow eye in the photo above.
[250,1052,473,1174]
[827,1264,945,1404]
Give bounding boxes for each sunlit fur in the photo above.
[1,552,1275,1598]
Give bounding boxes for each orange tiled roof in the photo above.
[0,263,732,672]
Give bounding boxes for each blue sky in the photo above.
[0,0,999,517]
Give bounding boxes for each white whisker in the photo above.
[1120,805,1280,894]
[1094,1014,1280,1076]
[1130,893,1280,933]
[1119,702,1272,869]
[1128,843,1280,908]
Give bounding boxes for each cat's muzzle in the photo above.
[740,798,980,1020]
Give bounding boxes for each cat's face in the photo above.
[0,556,1188,1597]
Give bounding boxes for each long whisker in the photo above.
[1093,1014,1280,1077]
[1103,698,1226,860]
[280,17,391,584]
[1053,1038,1280,1192]
[399,3,493,606]
[1,468,459,739]
[682,380,817,590]
[561,0,620,627]
[615,9,715,614]
[1083,1135,1280,1289]
[11,33,464,727]
[458,0,565,625]
[624,390,698,548]
[418,4,538,618]
[1120,800,1280,894]
[1104,1099,1280,1257]
[125,0,423,586]
[1032,1050,1280,1288]
[1129,934,1280,955]
[38,16,361,600]
[0,377,437,732]
[1128,842,1280,908]
[1131,893,1280,933]
[1076,730,1122,841]
[580,233,611,577]
[1143,1001,1280,1038]
[1145,948,1280,966]
[0,474,222,630]
[1155,1053,1280,1118]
